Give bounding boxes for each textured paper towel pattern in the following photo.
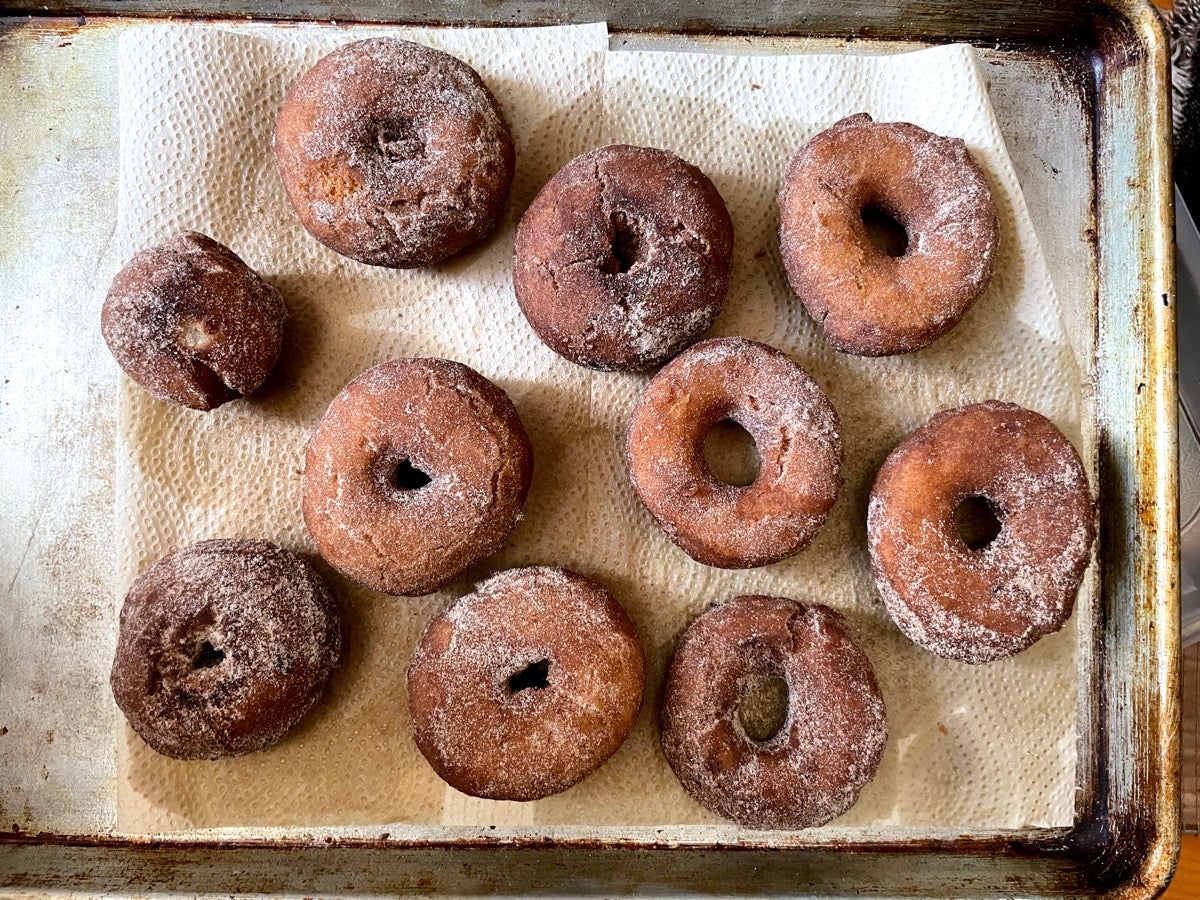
[114,27,1086,832]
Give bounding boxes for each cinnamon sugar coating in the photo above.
[513,145,733,371]
[868,401,1096,664]
[779,113,998,356]
[625,337,842,568]
[302,358,533,596]
[274,38,515,268]
[110,538,341,760]
[661,596,887,829]
[101,232,286,410]
[407,567,645,801]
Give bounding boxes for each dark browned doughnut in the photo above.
[625,337,842,568]
[109,538,341,760]
[274,38,515,268]
[407,567,645,801]
[101,232,286,410]
[513,145,734,371]
[868,401,1096,664]
[302,358,533,596]
[779,113,999,356]
[661,595,887,829]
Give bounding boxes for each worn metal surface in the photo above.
[0,0,1178,896]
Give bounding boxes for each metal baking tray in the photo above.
[0,0,1178,895]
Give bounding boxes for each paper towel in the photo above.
[114,24,1088,833]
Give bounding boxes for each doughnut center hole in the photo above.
[738,673,789,744]
[861,205,909,257]
[954,494,1003,551]
[703,420,760,487]
[191,641,225,670]
[507,659,550,695]
[390,458,432,492]
[603,211,645,274]
[376,118,424,160]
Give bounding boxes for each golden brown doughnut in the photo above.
[779,114,999,356]
[625,337,842,568]
[407,567,645,800]
[868,401,1095,663]
[274,38,515,268]
[302,358,533,596]
[661,595,887,829]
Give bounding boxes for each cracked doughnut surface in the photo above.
[408,567,645,800]
[513,144,734,371]
[110,538,341,760]
[625,337,842,568]
[779,113,998,356]
[868,401,1095,664]
[302,357,533,596]
[661,595,887,829]
[274,38,515,268]
[101,232,286,410]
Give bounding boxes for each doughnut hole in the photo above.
[506,658,551,695]
[861,204,909,257]
[602,210,647,274]
[954,494,1003,551]
[191,640,225,670]
[737,671,790,744]
[702,419,761,488]
[376,117,425,160]
[389,457,432,492]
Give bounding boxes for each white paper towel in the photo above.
[114,24,1088,833]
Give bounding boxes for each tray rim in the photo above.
[0,0,1179,896]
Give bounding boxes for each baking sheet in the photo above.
[109,22,1092,833]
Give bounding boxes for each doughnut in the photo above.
[661,595,887,829]
[274,38,515,268]
[101,232,286,410]
[513,145,734,371]
[302,357,533,596]
[868,401,1096,664]
[625,337,842,568]
[407,567,645,800]
[109,538,341,760]
[778,113,999,356]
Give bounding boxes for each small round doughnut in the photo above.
[625,337,842,568]
[302,358,533,596]
[661,595,887,829]
[274,38,515,268]
[101,232,286,410]
[513,145,734,371]
[779,113,999,356]
[868,400,1096,664]
[407,567,645,801]
[109,538,341,760]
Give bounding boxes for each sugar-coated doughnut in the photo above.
[661,595,887,829]
[407,567,645,800]
[514,145,733,371]
[274,38,515,268]
[302,358,533,596]
[110,538,341,759]
[101,232,286,410]
[779,113,998,356]
[868,401,1095,664]
[625,337,842,568]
